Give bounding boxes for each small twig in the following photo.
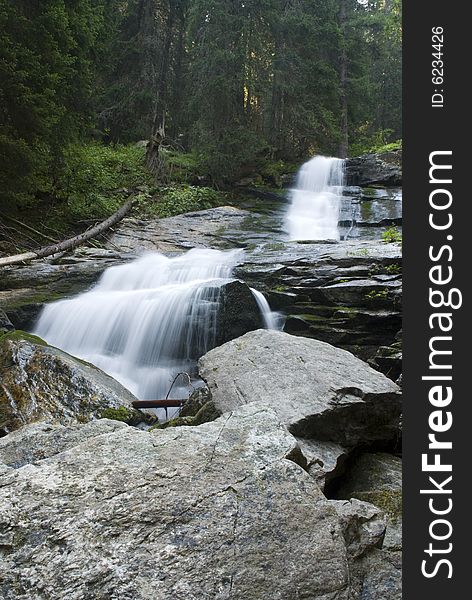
[0,212,59,243]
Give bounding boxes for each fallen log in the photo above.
[0,196,136,268]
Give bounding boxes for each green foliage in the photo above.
[152,186,226,218]
[1,0,402,209]
[53,143,152,220]
[382,227,402,244]
[365,289,389,301]
[260,160,298,187]
[369,139,402,154]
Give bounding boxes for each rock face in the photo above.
[346,150,402,187]
[0,331,137,435]
[0,405,362,600]
[238,239,402,363]
[199,329,401,446]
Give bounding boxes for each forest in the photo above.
[1,0,401,223]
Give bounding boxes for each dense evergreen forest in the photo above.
[0,0,401,221]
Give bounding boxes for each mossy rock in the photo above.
[149,400,220,432]
[152,416,196,430]
[99,406,157,427]
[351,490,402,523]
[193,401,220,426]
[0,329,48,346]
[0,331,141,435]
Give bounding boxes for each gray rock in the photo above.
[239,239,402,362]
[350,549,402,600]
[0,331,138,435]
[108,206,252,254]
[369,330,402,381]
[331,498,386,558]
[0,404,353,600]
[0,419,128,469]
[296,438,348,490]
[335,453,402,551]
[199,329,401,446]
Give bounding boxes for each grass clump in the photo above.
[381,226,402,244]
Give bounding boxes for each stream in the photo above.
[27,157,402,407]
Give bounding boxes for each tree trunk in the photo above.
[0,196,137,268]
[338,0,349,159]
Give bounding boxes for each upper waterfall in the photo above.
[285,155,345,240]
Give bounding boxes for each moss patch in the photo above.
[99,406,156,427]
[0,330,48,346]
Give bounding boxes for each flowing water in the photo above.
[285,156,345,241]
[34,248,276,403]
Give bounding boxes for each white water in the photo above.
[34,248,276,403]
[285,155,345,241]
[250,288,281,331]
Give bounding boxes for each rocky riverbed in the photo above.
[0,169,402,598]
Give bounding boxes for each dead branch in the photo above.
[0,195,137,268]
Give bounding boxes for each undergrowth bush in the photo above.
[152,185,226,218]
[55,142,152,220]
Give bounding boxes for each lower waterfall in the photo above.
[34,248,276,402]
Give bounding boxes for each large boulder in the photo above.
[0,404,360,600]
[199,329,401,446]
[0,331,138,435]
[346,150,402,187]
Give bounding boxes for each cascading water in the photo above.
[250,288,282,331]
[285,155,345,241]
[34,248,276,404]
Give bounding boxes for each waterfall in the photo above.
[250,288,281,331]
[34,248,269,402]
[285,155,345,241]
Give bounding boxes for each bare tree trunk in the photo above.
[338,0,349,159]
[0,196,137,268]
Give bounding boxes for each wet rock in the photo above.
[199,329,401,446]
[239,239,402,361]
[0,309,14,333]
[108,206,252,254]
[215,280,264,347]
[0,404,353,600]
[346,151,402,187]
[369,330,402,381]
[0,331,138,435]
